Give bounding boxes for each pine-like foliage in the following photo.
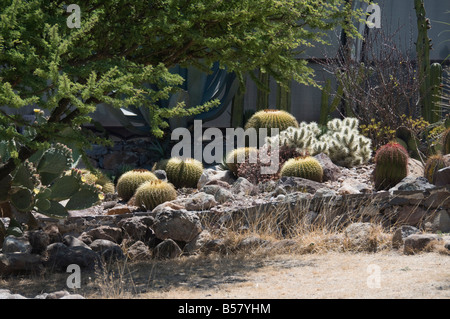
[0,0,370,183]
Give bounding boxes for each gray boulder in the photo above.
[392,225,420,249]
[2,235,32,254]
[0,253,43,275]
[197,168,236,189]
[231,177,258,196]
[344,222,378,252]
[152,210,202,243]
[27,230,50,254]
[403,234,442,255]
[45,242,102,272]
[90,239,125,261]
[118,216,151,242]
[314,153,341,182]
[184,192,217,211]
[434,167,450,186]
[0,289,27,299]
[126,240,152,260]
[390,176,435,192]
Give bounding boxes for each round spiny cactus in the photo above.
[373,142,409,191]
[424,154,448,184]
[244,109,299,136]
[280,156,323,182]
[165,157,204,188]
[225,147,258,176]
[116,169,158,201]
[443,128,450,155]
[134,180,177,211]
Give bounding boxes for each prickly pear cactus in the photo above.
[2,143,104,219]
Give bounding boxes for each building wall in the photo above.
[205,0,450,128]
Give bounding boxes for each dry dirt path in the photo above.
[135,251,449,299]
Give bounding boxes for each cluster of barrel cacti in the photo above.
[115,157,204,209]
[0,143,104,218]
[116,169,159,201]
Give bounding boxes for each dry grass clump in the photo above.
[201,195,395,257]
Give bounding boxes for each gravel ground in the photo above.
[135,251,450,299]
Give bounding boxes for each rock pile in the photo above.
[1,153,449,280]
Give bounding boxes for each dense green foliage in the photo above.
[0,0,369,182]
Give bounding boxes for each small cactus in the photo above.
[373,142,409,191]
[424,154,447,184]
[135,180,177,210]
[245,109,299,136]
[165,157,204,188]
[443,128,450,155]
[79,169,115,195]
[225,147,258,176]
[116,169,158,201]
[280,156,324,182]
[152,159,170,172]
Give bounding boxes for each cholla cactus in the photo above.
[266,122,321,154]
[324,118,372,167]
